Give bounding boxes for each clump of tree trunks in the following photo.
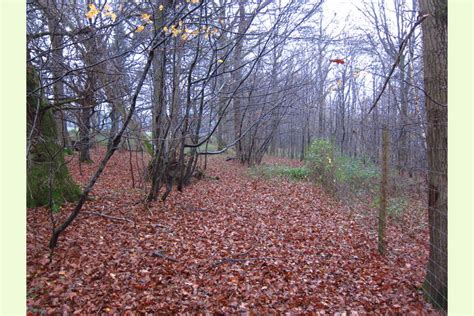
[144,152,204,202]
[27,65,81,208]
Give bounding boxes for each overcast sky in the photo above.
[321,0,362,31]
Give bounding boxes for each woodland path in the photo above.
[27,148,437,314]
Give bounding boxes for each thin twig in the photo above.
[154,223,173,231]
[212,257,278,267]
[151,251,179,262]
[367,14,429,115]
[82,211,135,224]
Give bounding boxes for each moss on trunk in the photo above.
[27,65,81,208]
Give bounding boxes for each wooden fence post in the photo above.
[378,127,388,255]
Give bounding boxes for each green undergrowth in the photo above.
[251,139,379,191]
[250,138,415,219]
[371,196,408,219]
[305,139,379,195]
[248,165,310,181]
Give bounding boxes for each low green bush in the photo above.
[334,155,379,189]
[249,165,310,181]
[275,166,310,180]
[305,139,379,194]
[305,139,336,189]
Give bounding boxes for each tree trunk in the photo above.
[398,55,409,174]
[419,0,447,310]
[27,65,80,208]
[216,4,228,151]
[232,0,246,160]
[79,89,93,162]
[46,9,71,148]
[147,3,168,202]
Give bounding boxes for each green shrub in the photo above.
[305,139,336,189]
[305,139,379,195]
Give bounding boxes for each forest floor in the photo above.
[27,148,440,314]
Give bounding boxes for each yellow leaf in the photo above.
[85,11,94,19]
[163,26,168,33]
[218,59,224,63]
[171,25,180,37]
[172,29,180,37]
[191,0,200,4]
[159,4,164,11]
[141,13,151,22]
[179,20,184,27]
[85,10,98,19]
[104,307,111,312]
[104,10,117,22]
[85,3,99,19]
[136,25,145,33]
[103,4,112,11]
[181,33,188,41]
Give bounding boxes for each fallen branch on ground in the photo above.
[186,207,217,213]
[154,223,173,231]
[151,250,179,262]
[212,257,278,267]
[82,211,135,224]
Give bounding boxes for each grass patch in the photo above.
[333,155,379,195]
[371,196,408,218]
[249,165,310,181]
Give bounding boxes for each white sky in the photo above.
[321,0,364,31]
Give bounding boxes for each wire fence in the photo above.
[323,121,448,312]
